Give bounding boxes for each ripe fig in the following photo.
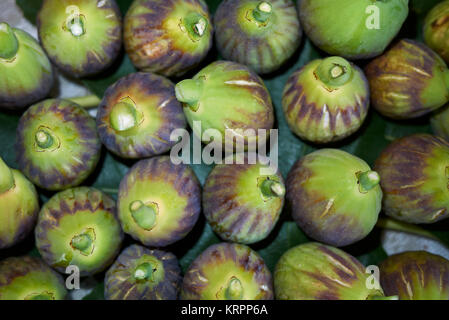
[0,256,67,300]
[124,0,213,77]
[35,187,124,277]
[374,134,449,224]
[37,0,122,78]
[96,72,186,159]
[214,0,301,74]
[274,242,390,300]
[286,149,382,247]
[298,0,409,60]
[16,99,101,191]
[0,22,53,110]
[365,39,449,119]
[424,0,449,64]
[105,244,181,300]
[203,155,285,244]
[181,242,273,300]
[0,157,39,249]
[431,105,449,141]
[282,56,370,143]
[117,156,201,247]
[175,61,274,150]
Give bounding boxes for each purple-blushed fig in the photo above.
[424,0,449,64]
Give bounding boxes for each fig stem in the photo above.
[225,277,244,300]
[357,170,380,193]
[71,233,93,253]
[68,16,86,37]
[260,179,285,198]
[0,157,15,194]
[0,22,19,60]
[252,1,273,24]
[110,99,140,132]
[376,218,439,241]
[175,79,203,111]
[69,95,101,109]
[130,200,158,231]
[315,56,353,87]
[35,129,55,149]
[184,12,208,38]
[134,262,154,281]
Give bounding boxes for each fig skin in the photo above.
[282,56,370,143]
[431,104,449,141]
[298,0,409,60]
[380,251,449,300]
[215,0,301,75]
[175,61,274,151]
[274,242,387,300]
[16,99,101,191]
[0,157,39,249]
[96,72,186,159]
[0,23,54,110]
[35,187,124,277]
[203,155,285,244]
[105,244,182,300]
[287,149,382,247]
[374,134,449,224]
[181,242,273,300]
[118,156,201,247]
[0,256,67,300]
[37,0,122,78]
[365,39,449,119]
[424,0,449,64]
[124,0,213,77]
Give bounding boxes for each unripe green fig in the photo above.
[424,0,449,64]
[175,61,274,150]
[118,156,201,247]
[431,104,449,141]
[0,157,39,249]
[37,0,122,78]
[0,22,54,110]
[0,256,67,300]
[105,244,182,300]
[274,242,391,300]
[380,251,449,300]
[375,134,449,224]
[365,39,449,119]
[214,0,301,74]
[35,187,124,277]
[124,0,213,77]
[16,99,101,191]
[282,56,370,143]
[181,242,273,300]
[287,149,382,247]
[96,72,186,159]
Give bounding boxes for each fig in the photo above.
[0,22,54,110]
[0,256,67,300]
[203,155,285,244]
[274,242,390,300]
[16,99,101,191]
[431,104,449,141]
[374,134,449,224]
[282,56,370,143]
[298,0,409,60]
[175,61,274,150]
[181,242,273,300]
[214,0,301,74]
[0,157,39,249]
[365,39,449,119]
[37,0,122,78]
[380,251,449,300]
[286,149,382,247]
[96,72,186,159]
[105,244,181,300]
[124,0,213,77]
[117,156,201,247]
[424,0,449,64]
[35,187,124,277]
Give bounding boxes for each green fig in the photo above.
[287,149,382,247]
[181,242,273,300]
[431,104,449,141]
[37,0,122,78]
[274,242,391,300]
[380,251,449,300]
[282,56,370,143]
[365,39,449,119]
[424,0,449,64]
[105,244,181,300]
[124,0,213,77]
[16,99,101,191]
[0,22,54,110]
[35,187,124,277]
[298,0,409,60]
[96,72,186,159]
[118,156,201,247]
[214,0,301,74]
[0,256,67,300]
[0,157,39,249]
[374,134,449,224]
